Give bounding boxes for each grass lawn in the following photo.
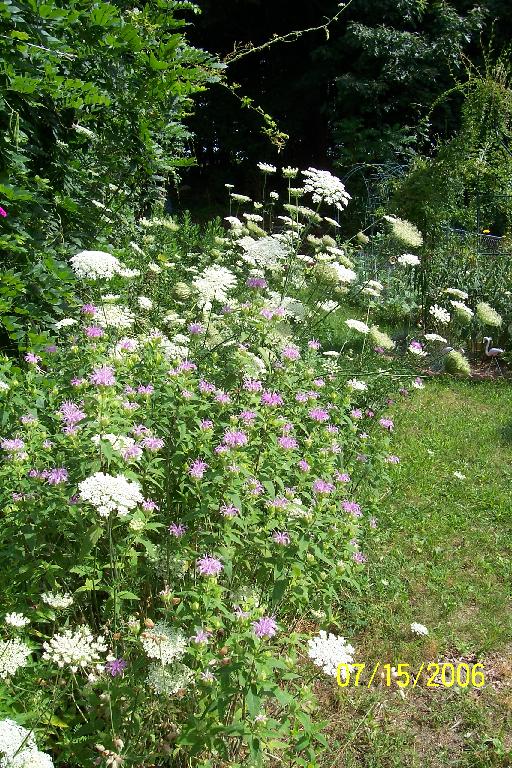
[319,378,512,767]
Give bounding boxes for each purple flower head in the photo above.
[243,377,263,393]
[326,425,339,434]
[223,429,248,448]
[90,365,116,387]
[132,424,150,437]
[272,531,290,545]
[246,477,263,496]
[122,444,143,461]
[105,658,127,677]
[1,438,25,452]
[309,408,329,423]
[81,304,97,315]
[342,500,362,518]
[379,418,394,431]
[169,522,187,537]
[189,459,208,479]
[356,454,368,462]
[260,307,274,320]
[199,379,216,394]
[200,419,213,430]
[267,496,289,510]
[313,479,334,495]
[196,555,223,577]
[239,410,257,424]
[298,459,310,472]
[143,499,159,511]
[278,435,298,450]
[181,389,193,399]
[246,277,267,289]
[399,388,409,396]
[261,390,283,407]
[0,206,7,218]
[192,629,211,644]
[59,401,86,426]
[71,377,86,387]
[281,344,300,361]
[374,346,385,355]
[20,414,36,425]
[45,344,57,354]
[386,454,400,464]
[141,436,164,452]
[25,353,41,365]
[352,551,367,564]
[46,467,68,485]
[369,517,378,529]
[188,322,204,334]
[366,409,375,418]
[295,392,308,403]
[313,378,325,388]
[43,440,53,449]
[308,339,321,350]
[351,409,363,420]
[334,471,351,483]
[137,384,154,395]
[220,503,240,517]
[409,340,423,352]
[215,391,231,404]
[85,326,104,338]
[252,616,278,639]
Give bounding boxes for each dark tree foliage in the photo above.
[185,0,509,210]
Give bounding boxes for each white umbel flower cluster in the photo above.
[0,640,31,679]
[91,434,136,455]
[41,592,73,610]
[302,168,351,210]
[424,333,447,343]
[331,262,357,284]
[4,613,30,628]
[140,622,187,665]
[307,630,355,677]
[397,253,420,266]
[0,719,54,768]
[146,662,193,695]
[257,162,276,174]
[429,304,451,324]
[450,300,474,321]
[70,251,125,280]
[42,626,108,673]
[78,472,143,518]
[95,304,135,329]
[192,265,237,308]
[345,319,370,334]
[443,288,468,300]
[239,236,288,272]
[384,216,423,248]
[410,622,429,636]
[347,379,368,391]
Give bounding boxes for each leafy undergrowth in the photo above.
[319,378,512,767]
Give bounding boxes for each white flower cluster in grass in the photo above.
[239,236,288,272]
[397,252,420,266]
[54,318,77,330]
[443,288,468,300]
[4,613,30,628]
[345,319,370,334]
[424,333,447,343]
[0,381,9,392]
[42,626,108,673]
[450,300,474,321]
[95,304,135,329]
[347,379,368,391]
[140,623,187,665]
[429,304,451,324]
[41,592,73,609]
[78,472,143,518]
[0,640,31,679]
[384,215,424,248]
[0,719,54,768]
[302,168,351,210]
[257,162,277,174]
[146,662,193,695]
[369,326,395,350]
[70,251,126,280]
[476,302,502,328]
[307,630,355,677]
[410,622,429,636]
[362,279,383,298]
[137,296,153,310]
[192,265,237,308]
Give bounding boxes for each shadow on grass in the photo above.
[500,420,512,445]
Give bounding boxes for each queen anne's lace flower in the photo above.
[443,287,468,300]
[192,265,237,307]
[345,319,370,334]
[397,252,420,266]
[78,472,143,518]
[42,626,108,673]
[95,304,135,329]
[302,168,351,210]
[239,235,288,272]
[257,162,276,174]
[0,640,31,679]
[146,662,193,695]
[4,613,30,628]
[384,215,423,247]
[70,251,123,280]
[476,302,502,327]
[41,592,73,609]
[410,622,429,636]
[0,719,54,768]
[140,623,187,665]
[307,630,355,677]
[450,300,474,321]
[424,333,447,343]
[429,304,450,324]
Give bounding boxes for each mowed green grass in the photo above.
[319,379,512,768]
